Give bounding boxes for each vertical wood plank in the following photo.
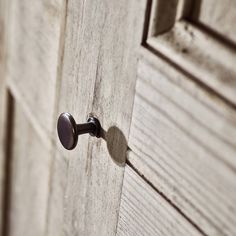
[3,0,67,234]
[47,0,147,235]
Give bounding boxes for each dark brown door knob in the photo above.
[57,112,101,150]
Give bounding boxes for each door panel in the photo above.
[121,2,236,235]
[126,43,236,235]
[117,166,202,236]
[147,0,236,105]
[47,0,146,235]
[7,0,66,139]
[9,101,52,236]
[1,0,67,235]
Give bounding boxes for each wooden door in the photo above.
[1,0,236,236]
[117,0,236,235]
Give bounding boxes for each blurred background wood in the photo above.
[0,0,66,235]
[8,102,51,236]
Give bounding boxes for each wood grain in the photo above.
[147,20,236,105]
[6,0,66,139]
[117,165,203,236]
[47,0,146,235]
[128,51,236,236]
[9,102,52,236]
[4,1,67,234]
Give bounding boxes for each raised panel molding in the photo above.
[6,0,66,139]
[144,0,236,105]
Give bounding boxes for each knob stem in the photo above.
[77,122,96,135]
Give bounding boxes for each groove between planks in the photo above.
[128,57,236,236]
[117,165,205,236]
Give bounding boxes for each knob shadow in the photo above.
[100,126,128,167]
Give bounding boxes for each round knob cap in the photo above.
[57,112,101,150]
[57,113,78,150]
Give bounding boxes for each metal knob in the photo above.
[57,112,101,150]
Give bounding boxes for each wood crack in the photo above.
[126,159,208,236]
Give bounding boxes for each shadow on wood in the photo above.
[100,126,128,167]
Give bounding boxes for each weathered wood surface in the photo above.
[9,102,52,236]
[117,166,203,236]
[147,21,236,105]
[3,1,67,235]
[3,0,236,235]
[6,0,66,139]
[47,0,146,235]
[128,50,236,236]
[146,0,236,105]
[197,0,236,43]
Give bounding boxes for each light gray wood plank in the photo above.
[6,0,66,139]
[128,51,236,236]
[47,0,147,235]
[4,1,67,234]
[197,0,236,43]
[9,102,52,236]
[5,2,67,232]
[117,166,203,236]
